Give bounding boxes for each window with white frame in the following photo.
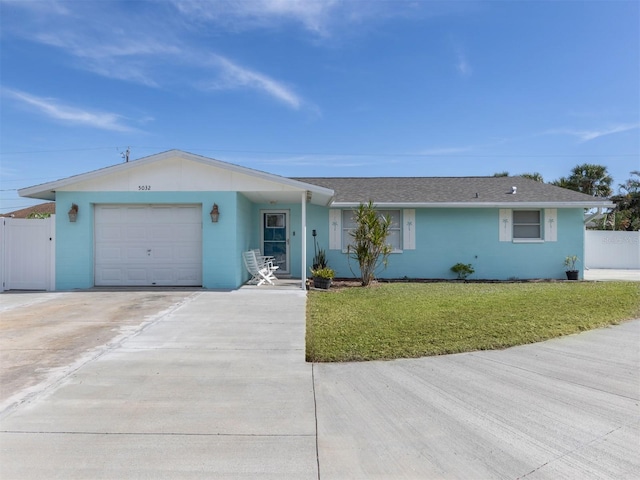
[341,209,402,252]
[512,210,541,240]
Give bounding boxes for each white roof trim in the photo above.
[330,201,615,209]
[19,149,334,200]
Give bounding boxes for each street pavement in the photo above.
[0,286,638,479]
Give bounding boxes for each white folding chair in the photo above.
[243,251,276,286]
[252,249,279,273]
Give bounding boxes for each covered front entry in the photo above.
[94,205,202,286]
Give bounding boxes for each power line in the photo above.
[0,146,637,158]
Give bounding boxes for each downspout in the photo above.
[301,191,307,290]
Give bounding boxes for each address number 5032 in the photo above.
[138,185,151,191]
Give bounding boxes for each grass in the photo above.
[306,281,640,362]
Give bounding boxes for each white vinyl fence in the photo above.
[584,230,640,269]
[0,216,55,291]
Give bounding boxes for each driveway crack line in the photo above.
[312,362,321,480]
[516,419,640,479]
[468,353,639,402]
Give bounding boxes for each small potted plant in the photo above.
[564,255,579,280]
[451,262,474,280]
[310,266,335,290]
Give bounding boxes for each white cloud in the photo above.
[3,89,136,132]
[545,123,640,142]
[205,55,303,109]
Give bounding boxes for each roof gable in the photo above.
[19,150,334,205]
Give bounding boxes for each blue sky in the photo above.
[1,0,638,212]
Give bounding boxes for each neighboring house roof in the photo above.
[294,176,614,208]
[1,202,56,218]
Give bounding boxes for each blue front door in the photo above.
[262,211,289,274]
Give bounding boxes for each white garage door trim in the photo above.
[95,205,202,286]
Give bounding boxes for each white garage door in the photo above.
[95,205,202,286]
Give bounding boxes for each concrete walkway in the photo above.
[1,288,638,479]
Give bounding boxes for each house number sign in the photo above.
[138,185,151,190]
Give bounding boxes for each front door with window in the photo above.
[262,211,289,274]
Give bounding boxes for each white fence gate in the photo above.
[584,230,640,269]
[0,216,55,291]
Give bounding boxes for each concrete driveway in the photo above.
[1,289,638,479]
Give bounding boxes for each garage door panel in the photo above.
[176,247,200,261]
[125,225,148,241]
[175,267,201,283]
[126,269,148,283]
[95,205,202,286]
[98,207,123,222]
[125,207,148,223]
[95,246,123,262]
[176,206,202,223]
[98,268,123,283]
[126,246,150,262]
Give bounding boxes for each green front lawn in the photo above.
[306,282,640,362]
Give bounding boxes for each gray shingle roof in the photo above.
[292,176,611,206]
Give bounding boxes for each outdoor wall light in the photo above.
[68,203,79,222]
[210,203,220,223]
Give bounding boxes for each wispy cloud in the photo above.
[6,3,310,109]
[204,55,303,109]
[455,50,472,76]
[545,123,640,142]
[419,146,474,156]
[3,89,136,132]
[257,154,367,168]
[170,0,340,35]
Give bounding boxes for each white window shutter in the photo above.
[499,209,512,242]
[545,209,557,242]
[403,209,416,250]
[329,209,341,250]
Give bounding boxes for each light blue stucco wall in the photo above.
[304,207,586,281]
[53,192,587,290]
[55,191,243,290]
[235,193,254,287]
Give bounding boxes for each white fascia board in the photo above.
[18,149,334,200]
[330,201,615,209]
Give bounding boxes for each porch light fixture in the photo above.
[68,203,79,222]
[210,203,220,223]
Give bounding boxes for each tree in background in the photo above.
[520,172,544,182]
[552,163,613,197]
[493,172,544,181]
[595,171,640,231]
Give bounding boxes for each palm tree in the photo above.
[552,163,612,197]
